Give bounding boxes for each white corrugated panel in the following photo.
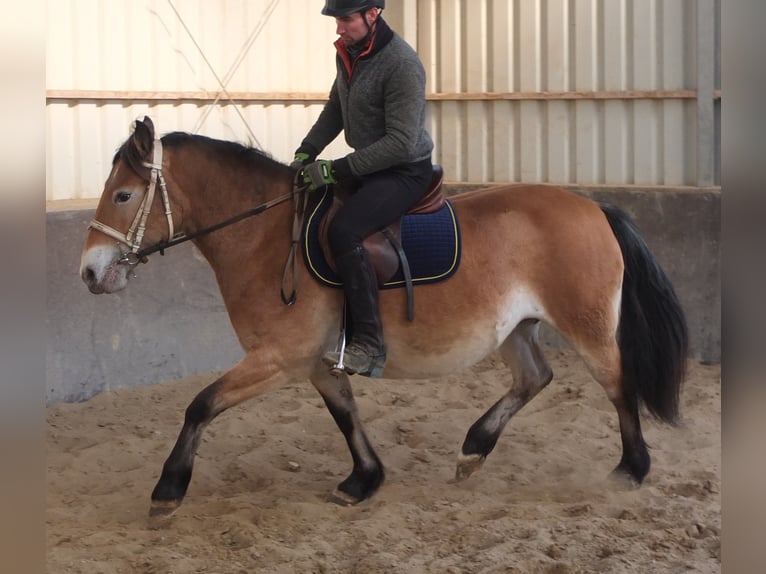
[46,100,355,201]
[46,0,338,93]
[46,0,719,201]
[417,0,715,187]
[46,0,352,201]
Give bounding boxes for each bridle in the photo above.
[88,138,175,266]
[88,135,307,304]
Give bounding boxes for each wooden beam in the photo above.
[45,90,330,102]
[427,90,700,100]
[46,88,714,103]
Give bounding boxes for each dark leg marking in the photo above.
[310,368,384,504]
[150,381,221,517]
[611,395,650,485]
[322,394,385,504]
[456,320,553,480]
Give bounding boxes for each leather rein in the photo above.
[88,137,308,305]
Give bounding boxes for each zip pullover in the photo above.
[297,17,434,179]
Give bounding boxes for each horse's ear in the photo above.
[141,116,155,138]
[132,116,155,160]
[120,116,156,173]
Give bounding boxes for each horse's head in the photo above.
[80,116,177,294]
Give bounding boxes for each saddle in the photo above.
[316,165,447,320]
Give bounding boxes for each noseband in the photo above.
[88,138,175,266]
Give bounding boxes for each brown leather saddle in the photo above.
[317,164,446,320]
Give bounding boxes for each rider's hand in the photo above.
[289,152,311,171]
[301,159,337,191]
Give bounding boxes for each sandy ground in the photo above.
[47,350,720,573]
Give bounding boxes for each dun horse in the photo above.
[80,117,687,517]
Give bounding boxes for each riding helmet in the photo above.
[322,0,385,17]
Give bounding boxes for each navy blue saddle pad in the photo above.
[302,188,462,289]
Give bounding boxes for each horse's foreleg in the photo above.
[309,365,384,505]
[456,320,553,481]
[149,356,281,518]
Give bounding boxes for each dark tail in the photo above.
[600,203,688,424]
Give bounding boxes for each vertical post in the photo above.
[384,0,418,47]
[696,0,716,186]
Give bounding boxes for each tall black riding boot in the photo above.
[323,246,387,377]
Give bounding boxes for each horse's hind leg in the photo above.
[456,319,553,481]
[149,355,282,518]
[570,338,650,485]
[581,345,650,484]
[610,392,650,484]
[309,365,384,505]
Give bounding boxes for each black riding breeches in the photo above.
[327,158,433,257]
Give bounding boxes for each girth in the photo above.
[317,165,445,320]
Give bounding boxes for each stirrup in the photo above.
[323,351,347,378]
[322,329,386,378]
[324,313,349,377]
[323,297,386,378]
[322,348,386,378]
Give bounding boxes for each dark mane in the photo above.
[113,130,291,178]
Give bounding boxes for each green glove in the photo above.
[301,160,337,191]
[289,152,311,171]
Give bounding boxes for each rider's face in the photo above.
[334,9,376,46]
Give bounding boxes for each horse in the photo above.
[79,117,688,518]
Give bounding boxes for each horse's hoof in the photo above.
[149,499,182,519]
[454,453,486,482]
[608,468,641,490]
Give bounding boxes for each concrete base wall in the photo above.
[47,209,244,404]
[579,186,720,364]
[47,186,720,404]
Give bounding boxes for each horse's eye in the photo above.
[114,191,132,204]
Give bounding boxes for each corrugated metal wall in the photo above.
[46,0,720,201]
[46,0,348,201]
[416,0,720,186]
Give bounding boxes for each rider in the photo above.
[292,0,434,377]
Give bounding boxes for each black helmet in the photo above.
[322,0,384,17]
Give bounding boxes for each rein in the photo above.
[89,136,309,305]
[131,188,296,262]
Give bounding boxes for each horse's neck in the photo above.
[174,159,294,282]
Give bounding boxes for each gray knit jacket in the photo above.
[296,17,433,179]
